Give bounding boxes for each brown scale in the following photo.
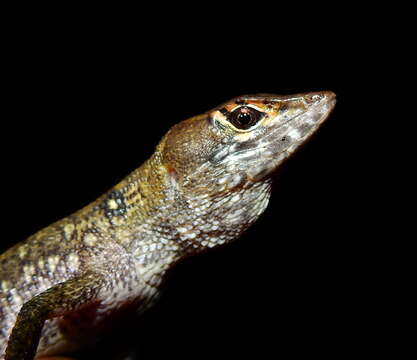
[0,91,335,360]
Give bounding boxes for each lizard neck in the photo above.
[78,151,178,261]
[77,149,272,270]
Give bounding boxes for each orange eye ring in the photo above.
[229,106,262,130]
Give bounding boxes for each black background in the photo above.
[1,33,357,359]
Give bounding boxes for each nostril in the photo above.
[304,95,316,104]
[304,91,336,105]
[305,93,323,104]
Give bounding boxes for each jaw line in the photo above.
[245,100,335,182]
[194,98,334,179]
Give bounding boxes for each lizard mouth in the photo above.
[195,92,336,188]
[245,92,336,181]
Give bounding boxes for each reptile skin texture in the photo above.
[0,92,336,359]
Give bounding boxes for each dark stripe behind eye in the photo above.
[219,108,229,116]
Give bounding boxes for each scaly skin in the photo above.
[0,92,336,359]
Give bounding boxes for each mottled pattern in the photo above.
[0,91,336,359]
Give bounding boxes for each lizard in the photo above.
[0,91,336,360]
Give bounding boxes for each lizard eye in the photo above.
[228,106,263,130]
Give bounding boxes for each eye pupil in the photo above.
[237,112,252,125]
[229,106,262,130]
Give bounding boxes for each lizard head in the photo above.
[155,92,336,250]
[160,91,336,195]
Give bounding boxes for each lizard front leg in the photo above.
[5,272,104,360]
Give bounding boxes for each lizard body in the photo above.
[0,92,336,359]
